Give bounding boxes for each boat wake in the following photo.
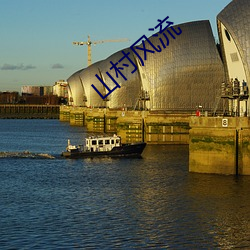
[0,151,55,159]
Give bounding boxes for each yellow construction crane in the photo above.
[73,35,129,66]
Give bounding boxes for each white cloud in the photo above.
[1,63,36,70]
[51,63,64,69]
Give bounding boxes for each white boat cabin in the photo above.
[85,135,121,152]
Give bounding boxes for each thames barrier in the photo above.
[60,0,250,175]
[60,106,250,175]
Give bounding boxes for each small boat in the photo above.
[61,134,146,158]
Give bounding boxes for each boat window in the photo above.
[111,139,114,144]
[105,140,110,144]
[98,140,103,145]
[116,139,119,144]
[92,140,97,145]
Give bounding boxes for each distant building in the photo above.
[52,80,68,98]
[20,85,59,105]
[43,86,53,96]
[0,92,19,104]
[21,86,39,96]
[21,86,53,96]
[22,95,59,105]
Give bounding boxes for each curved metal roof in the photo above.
[217,0,250,84]
[68,21,225,111]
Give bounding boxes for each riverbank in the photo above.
[0,104,59,119]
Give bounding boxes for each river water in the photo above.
[0,119,250,249]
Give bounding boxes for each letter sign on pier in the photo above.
[222,118,228,127]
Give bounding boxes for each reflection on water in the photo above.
[0,120,250,249]
[186,174,250,248]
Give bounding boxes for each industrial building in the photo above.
[67,0,249,116]
[21,86,53,96]
[0,92,19,104]
[52,80,68,98]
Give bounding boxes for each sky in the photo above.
[0,0,232,92]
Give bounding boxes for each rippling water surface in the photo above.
[0,119,250,249]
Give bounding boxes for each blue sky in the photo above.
[0,0,232,92]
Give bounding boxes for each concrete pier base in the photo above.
[60,107,250,175]
[189,117,250,175]
[59,106,71,122]
[60,106,190,144]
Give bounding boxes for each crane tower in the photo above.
[73,35,129,66]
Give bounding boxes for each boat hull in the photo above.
[62,142,146,159]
